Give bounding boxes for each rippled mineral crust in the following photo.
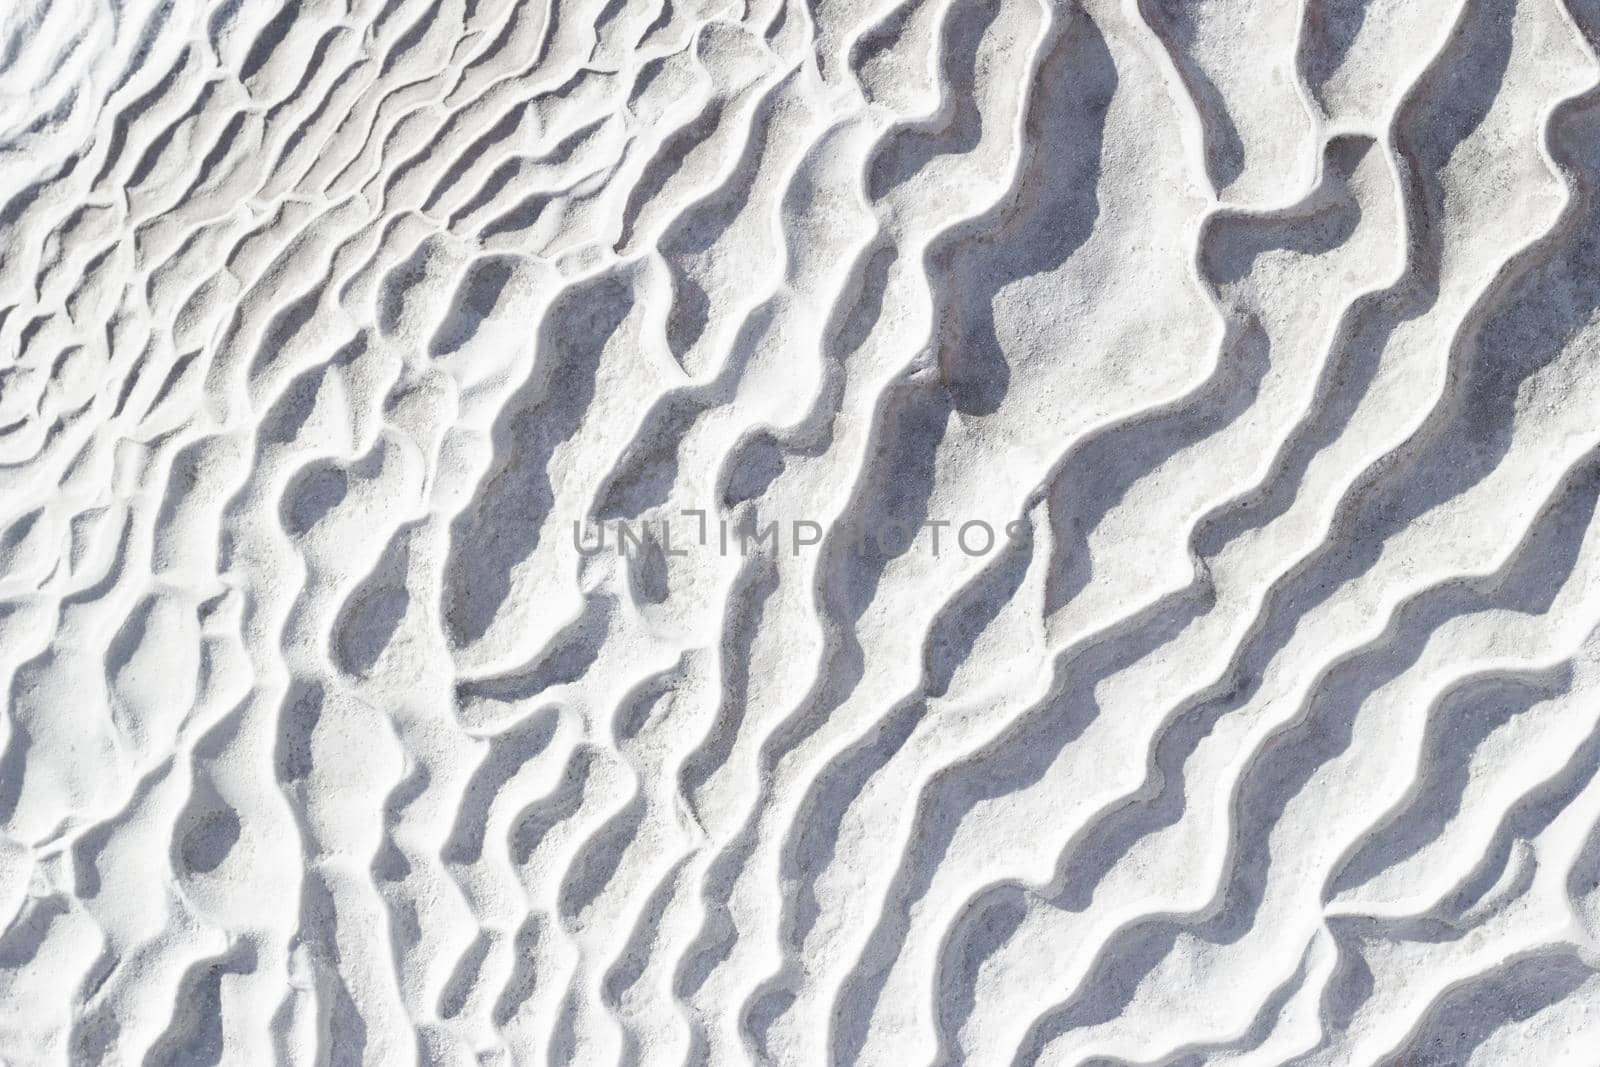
[6,0,1600,1063]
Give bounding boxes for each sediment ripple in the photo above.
[2,0,1600,1063]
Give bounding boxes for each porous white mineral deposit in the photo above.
[2,0,1600,1063]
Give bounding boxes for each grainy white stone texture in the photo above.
[2,0,1600,1063]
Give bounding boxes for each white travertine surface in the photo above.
[3,0,1600,1063]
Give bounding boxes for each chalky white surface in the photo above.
[3,0,1600,1063]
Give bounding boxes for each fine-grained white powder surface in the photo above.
[2,0,1600,1063]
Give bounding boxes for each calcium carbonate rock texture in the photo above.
[3,0,1600,1062]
